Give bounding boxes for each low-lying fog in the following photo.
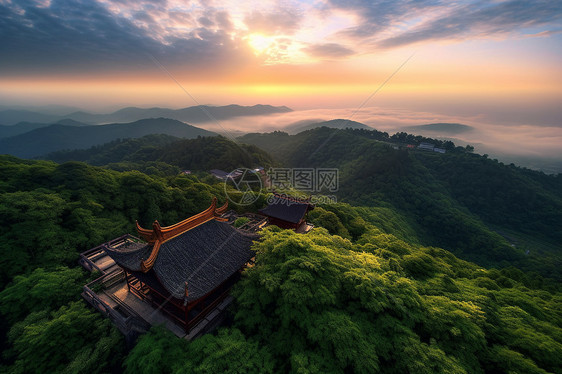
[197,107,562,174]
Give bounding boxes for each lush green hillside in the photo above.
[46,127,562,278]
[0,155,560,373]
[124,225,562,374]
[0,156,232,288]
[238,127,562,279]
[46,134,181,165]
[239,127,461,164]
[285,119,371,134]
[0,118,217,158]
[402,123,474,135]
[46,135,275,173]
[0,156,246,373]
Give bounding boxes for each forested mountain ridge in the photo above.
[0,119,90,140]
[47,127,562,279]
[0,121,63,139]
[46,135,275,173]
[238,127,562,279]
[284,119,371,134]
[402,122,474,135]
[0,118,216,158]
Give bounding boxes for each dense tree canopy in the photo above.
[125,226,562,373]
[5,302,123,374]
[1,128,561,373]
[46,135,275,173]
[238,128,562,280]
[0,155,266,288]
[0,156,264,372]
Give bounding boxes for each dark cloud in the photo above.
[329,0,442,38]
[0,0,252,76]
[244,8,302,35]
[134,10,157,24]
[215,11,233,31]
[378,0,562,48]
[303,43,355,58]
[168,11,194,25]
[197,9,234,30]
[107,0,167,5]
[330,0,562,48]
[328,0,562,48]
[198,16,214,27]
[0,0,151,73]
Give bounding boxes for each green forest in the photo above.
[239,128,562,280]
[1,127,561,373]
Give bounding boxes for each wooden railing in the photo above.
[79,234,139,274]
[82,270,150,337]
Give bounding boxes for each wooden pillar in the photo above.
[125,271,131,291]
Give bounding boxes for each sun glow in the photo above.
[247,33,275,55]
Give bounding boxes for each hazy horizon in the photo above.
[1,0,561,170]
[3,100,561,173]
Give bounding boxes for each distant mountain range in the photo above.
[0,118,216,158]
[0,121,57,139]
[402,123,474,135]
[0,119,90,139]
[0,110,62,126]
[284,120,470,137]
[0,104,292,126]
[285,119,371,134]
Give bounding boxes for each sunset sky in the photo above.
[1,0,561,128]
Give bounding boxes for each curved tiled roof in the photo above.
[135,197,228,272]
[104,200,258,301]
[151,220,256,300]
[103,239,150,272]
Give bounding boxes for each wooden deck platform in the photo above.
[80,244,236,342]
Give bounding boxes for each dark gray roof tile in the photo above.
[105,220,258,301]
[259,195,312,224]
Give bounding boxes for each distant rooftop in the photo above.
[259,194,313,224]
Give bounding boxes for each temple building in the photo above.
[81,197,257,340]
[259,193,314,232]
